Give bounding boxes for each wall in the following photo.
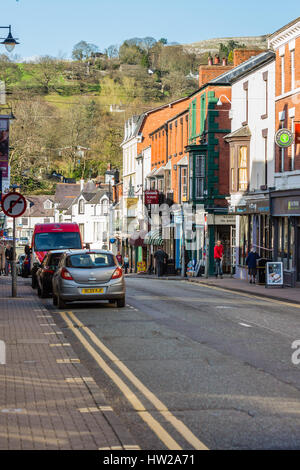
[230,59,276,191]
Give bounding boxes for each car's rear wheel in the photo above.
[58,296,67,309]
[116,297,125,308]
[53,294,58,306]
[40,285,48,298]
[31,276,37,289]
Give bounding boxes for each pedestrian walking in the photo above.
[154,247,168,277]
[123,254,129,274]
[246,246,260,284]
[5,243,13,276]
[214,240,224,279]
[116,251,123,266]
[0,241,5,275]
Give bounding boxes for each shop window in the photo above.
[283,218,288,269]
[239,215,249,265]
[238,146,248,191]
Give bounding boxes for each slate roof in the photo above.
[209,50,275,85]
[24,195,55,218]
[54,183,81,210]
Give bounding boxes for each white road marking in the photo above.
[239,322,252,328]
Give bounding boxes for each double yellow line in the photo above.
[60,311,208,451]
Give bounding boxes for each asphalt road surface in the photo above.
[45,277,300,450]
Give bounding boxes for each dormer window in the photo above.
[79,199,84,214]
[44,200,52,210]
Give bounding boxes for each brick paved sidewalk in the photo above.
[0,277,138,450]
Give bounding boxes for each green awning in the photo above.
[144,229,163,246]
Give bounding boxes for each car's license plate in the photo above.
[81,288,104,294]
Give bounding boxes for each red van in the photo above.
[31,223,83,288]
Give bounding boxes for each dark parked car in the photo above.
[36,250,66,298]
[52,249,125,309]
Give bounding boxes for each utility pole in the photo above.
[181,205,185,278]
[12,216,16,297]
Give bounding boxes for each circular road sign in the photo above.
[275,128,294,148]
[1,192,27,218]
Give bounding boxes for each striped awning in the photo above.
[144,229,163,246]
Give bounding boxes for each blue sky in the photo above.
[2,0,300,60]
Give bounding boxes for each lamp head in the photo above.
[1,27,19,53]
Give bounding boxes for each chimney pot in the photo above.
[222,57,227,66]
[214,54,220,65]
[208,55,213,66]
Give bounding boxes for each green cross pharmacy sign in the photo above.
[275,128,294,148]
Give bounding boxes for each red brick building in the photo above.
[268,16,300,285]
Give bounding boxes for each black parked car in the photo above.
[36,250,66,298]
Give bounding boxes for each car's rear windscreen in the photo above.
[66,253,116,268]
[34,232,81,251]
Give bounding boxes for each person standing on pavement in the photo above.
[246,246,260,284]
[0,241,5,275]
[214,240,224,279]
[154,247,168,277]
[5,243,13,276]
[123,253,129,274]
[116,251,123,266]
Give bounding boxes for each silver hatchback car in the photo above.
[52,250,125,309]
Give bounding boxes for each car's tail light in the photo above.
[111,267,123,279]
[61,267,73,280]
[44,266,54,274]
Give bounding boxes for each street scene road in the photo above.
[42,277,300,450]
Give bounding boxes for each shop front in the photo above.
[271,190,300,287]
[232,194,272,280]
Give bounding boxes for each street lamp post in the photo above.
[216,95,232,106]
[0,25,19,52]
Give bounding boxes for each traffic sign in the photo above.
[1,192,27,218]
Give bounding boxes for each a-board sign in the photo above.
[266,262,283,287]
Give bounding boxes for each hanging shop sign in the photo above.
[275,128,294,148]
[295,123,300,145]
[144,190,159,205]
[266,262,283,287]
[126,197,138,209]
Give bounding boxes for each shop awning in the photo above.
[144,229,163,246]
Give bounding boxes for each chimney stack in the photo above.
[233,49,265,67]
[214,54,220,65]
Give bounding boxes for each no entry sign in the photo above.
[1,192,27,218]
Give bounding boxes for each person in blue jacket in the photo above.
[246,246,260,284]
